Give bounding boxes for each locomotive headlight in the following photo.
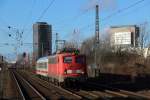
[67,70,72,74]
[64,69,73,74]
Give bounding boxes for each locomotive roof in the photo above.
[49,52,85,57]
[37,56,48,63]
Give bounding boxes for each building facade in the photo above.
[109,25,139,48]
[33,22,52,60]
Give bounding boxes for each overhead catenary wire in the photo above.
[22,0,37,33]
[23,0,56,43]
[36,0,56,21]
[0,0,149,54]
[59,0,148,43]
[0,17,12,36]
[21,0,37,43]
[21,0,56,53]
[101,0,145,21]
[78,0,146,32]
[49,0,146,38]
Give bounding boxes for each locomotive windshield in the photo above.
[75,56,85,64]
[63,56,72,63]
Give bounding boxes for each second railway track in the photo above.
[19,70,147,100]
[86,82,150,100]
[14,70,83,100]
[12,70,47,100]
[12,70,150,100]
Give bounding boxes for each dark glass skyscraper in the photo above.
[33,22,52,60]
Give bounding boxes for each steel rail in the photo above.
[11,71,26,100]
[15,71,47,100]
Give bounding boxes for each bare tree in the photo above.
[139,22,150,48]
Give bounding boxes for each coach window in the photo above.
[64,56,72,63]
[44,62,47,68]
[40,63,43,68]
[38,63,41,68]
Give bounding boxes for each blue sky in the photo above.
[0,0,150,60]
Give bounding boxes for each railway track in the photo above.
[11,71,26,100]
[16,70,83,99]
[64,85,134,100]
[64,88,115,100]
[12,71,47,100]
[20,71,116,99]
[20,71,135,99]
[16,70,150,100]
[138,90,150,97]
[86,82,150,100]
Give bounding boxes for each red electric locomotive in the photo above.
[36,48,87,86]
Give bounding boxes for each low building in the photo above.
[109,25,139,48]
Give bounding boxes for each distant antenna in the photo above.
[95,5,99,44]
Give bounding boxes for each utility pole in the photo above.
[95,5,100,67]
[95,5,99,44]
[94,5,100,77]
[55,33,58,52]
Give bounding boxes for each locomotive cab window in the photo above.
[37,62,47,69]
[75,56,85,64]
[63,56,72,63]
